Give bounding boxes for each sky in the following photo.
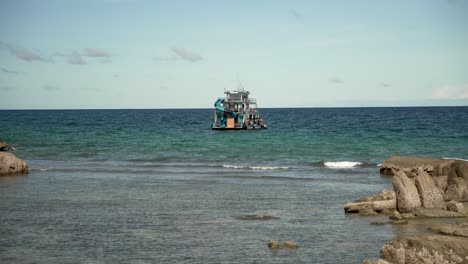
[1,0,467,109]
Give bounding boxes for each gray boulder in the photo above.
[0,152,28,176]
[414,169,446,209]
[393,171,421,213]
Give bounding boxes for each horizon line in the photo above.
[1,105,467,111]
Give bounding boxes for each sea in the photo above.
[1,107,468,264]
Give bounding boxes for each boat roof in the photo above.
[224,89,250,95]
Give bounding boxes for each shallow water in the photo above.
[1,107,467,263]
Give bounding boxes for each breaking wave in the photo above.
[222,165,289,170]
[442,157,468,162]
[323,161,363,168]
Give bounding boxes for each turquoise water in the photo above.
[1,107,467,263]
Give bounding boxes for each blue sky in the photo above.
[1,0,467,109]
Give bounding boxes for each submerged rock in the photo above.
[391,220,408,225]
[283,240,299,249]
[234,214,280,221]
[268,240,280,249]
[0,152,28,176]
[267,240,299,249]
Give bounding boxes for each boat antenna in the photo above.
[236,74,244,91]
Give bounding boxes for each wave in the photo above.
[442,157,468,162]
[222,165,289,170]
[323,161,363,168]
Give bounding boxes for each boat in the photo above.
[212,87,267,130]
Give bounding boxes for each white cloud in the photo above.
[431,84,468,99]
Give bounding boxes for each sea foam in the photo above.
[324,161,363,168]
[222,165,289,170]
[442,157,468,162]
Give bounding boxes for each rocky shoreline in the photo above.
[345,156,468,264]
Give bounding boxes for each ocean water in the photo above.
[1,107,467,263]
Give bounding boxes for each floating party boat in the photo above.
[212,87,267,130]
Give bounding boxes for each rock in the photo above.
[434,160,457,177]
[268,240,299,249]
[268,240,280,249]
[234,214,280,221]
[380,156,448,176]
[450,160,468,181]
[414,169,446,209]
[393,171,421,213]
[373,235,468,264]
[0,139,8,151]
[391,220,408,225]
[0,152,29,176]
[434,175,448,193]
[464,189,468,201]
[355,189,395,202]
[446,201,466,214]
[371,221,387,225]
[359,209,379,216]
[412,207,465,218]
[283,241,299,249]
[344,200,396,214]
[443,160,468,200]
[380,208,395,215]
[362,260,390,264]
[446,177,467,200]
[344,189,396,215]
[389,211,403,220]
[400,213,416,219]
[431,223,468,238]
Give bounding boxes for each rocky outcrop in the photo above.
[393,171,421,213]
[380,156,449,176]
[344,189,396,215]
[380,156,468,202]
[347,157,467,217]
[365,223,468,264]
[414,169,446,209]
[0,152,28,176]
[376,235,468,264]
[360,156,468,264]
